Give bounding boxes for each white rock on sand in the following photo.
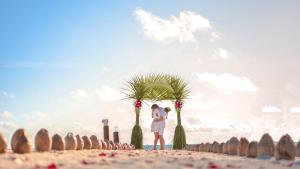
[228,137,239,155]
[0,133,8,153]
[35,128,51,152]
[257,133,275,158]
[218,143,224,154]
[0,150,299,169]
[109,141,115,150]
[222,141,228,154]
[65,133,77,150]
[239,137,249,156]
[90,135,101,149]
[11,128,31,154]
[275,134,296,161]
[82,136,91,150]
[101,140,107,150]
[52,134,65,151]
[76,135,83,150]
[106,141,112,150]
[297,141,300,157]
[204,143,211,152]
[199,143,204,152]
[211,141,219,153]
[247,141,258,158]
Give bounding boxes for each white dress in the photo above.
[151,108,166,135]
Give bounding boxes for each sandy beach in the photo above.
[1,150,300,169]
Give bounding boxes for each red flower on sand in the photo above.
[208,162,219,169]
[99,153,107,157]
[47,163,57,169]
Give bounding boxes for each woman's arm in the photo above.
[154,115,165,122]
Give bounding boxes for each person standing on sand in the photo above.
[151,104,169,150]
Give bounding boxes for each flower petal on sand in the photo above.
[99,152,107,157]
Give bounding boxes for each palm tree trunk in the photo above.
[177,109,181,125]
[135,108,140,125]
[131,107,143,149]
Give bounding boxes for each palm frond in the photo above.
[163,74,190,101]
[123,74,190,102]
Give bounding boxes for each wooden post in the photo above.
[113,126,119,144]
[102,119,109,141]
[104,126,109,141]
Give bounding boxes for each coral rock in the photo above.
[228,137,239,155]
[90,135,100,149]
[109,141,115,150]
[52,134,65,151]
[212,141,219,153]
[275,134,296,161]
[106,141,112,150]
[257,133,275,158]
[297,141,300,157]
[11,129,31,154]
[206,143,212,152]
[123,143,128,150]
[0,133,8,153]
[75,135,83,150]
[130,144,135,150]
[65,133,77,150]
[115,143,120,150]
[199,143,204,152]
[222,141,228,154]
[35,128,51,152]
[247,141,258,158]
[218,143,224,153]
[239,137,249,156]
[82,136,91,149]
[101,140,107,149]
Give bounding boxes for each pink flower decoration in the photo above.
[110,153,117,157]
[47,163,57,169]
[99,153,107,157]
[208,162,219,169]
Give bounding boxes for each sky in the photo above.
[1,0,300,144]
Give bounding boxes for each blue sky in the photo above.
[1,1,300,144]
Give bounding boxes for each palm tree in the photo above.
[164,75,190,149]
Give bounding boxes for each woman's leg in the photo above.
[159,134,165,150]
[153,132,159,150]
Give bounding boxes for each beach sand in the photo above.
[1,150,300,169]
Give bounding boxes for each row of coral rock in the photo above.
[185,133,300,161]
[0,128,134,154]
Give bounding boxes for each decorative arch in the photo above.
[123,74,190,149]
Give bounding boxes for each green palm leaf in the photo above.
[163,74,190,101]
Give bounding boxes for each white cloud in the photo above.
[134,8,212,42]
[96,86,123,101]
[262,106,282,113]
[0,121,17,133]
[211,32,222,39]
[101,66,109,72]
[36,112,47,117]
[70,89,89,99]
[1,91,16,99]
[1,111,13,119]
[213,48,230,59]
[186,102,210,111]
[189,92,203,99]
[195,73,258,93]
[290,107,300,113]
